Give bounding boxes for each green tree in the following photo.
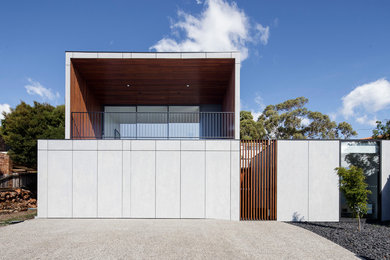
[336,121,358,139]
[372,120,390,139]
[336,166,371,231]
[0,101,65,168]
[251,97,356,139]
[240,111,265,140]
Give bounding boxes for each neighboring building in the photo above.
[37,51,390,222]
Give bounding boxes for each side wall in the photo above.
[382,140,390,221]
[277,140,339,222]
[37,140,240,220]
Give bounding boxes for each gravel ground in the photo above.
[291,218,390,260]
[0,219,357,259]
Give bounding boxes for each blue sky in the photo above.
[1,0,390,137]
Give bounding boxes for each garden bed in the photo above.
[291,218,390,260]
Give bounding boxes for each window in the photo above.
[340,141,380,219]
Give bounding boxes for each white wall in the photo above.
[382,140,390,221]
[277,140,339,222]
[38,139,240,220]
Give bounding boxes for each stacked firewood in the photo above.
[0,188,37,213]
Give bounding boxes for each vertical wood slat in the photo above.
[245,140,248,220]
[240,140,277,221]
[251,140,254,220]
[262,140,264,220]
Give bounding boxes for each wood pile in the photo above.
[0,188,37,213]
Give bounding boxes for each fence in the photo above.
[0,172,37,190]
[71,112,235,140]
[240,140,277,220]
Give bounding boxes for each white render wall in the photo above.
[277,140,340,222]
[65,51,241,140]
[38,139,240,220]
[382,140,390,221]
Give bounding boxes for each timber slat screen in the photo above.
[240,140,277,220]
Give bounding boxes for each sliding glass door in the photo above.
[103,106,200,139]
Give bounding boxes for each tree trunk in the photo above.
[357,214,361,232]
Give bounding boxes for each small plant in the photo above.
[336,166,371,231]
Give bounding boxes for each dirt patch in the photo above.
[0,209,37,226]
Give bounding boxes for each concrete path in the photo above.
[0,219,357,259]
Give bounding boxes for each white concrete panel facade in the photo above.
[72,151,97,218]
[277,140,340,222]
[277,141,309,221]
[382,140,390,221]
[206,151,231,220]
[97,151,122,218]
[47,151,73,217]
[37,150,48,218]
[308,141,339,221]
[156,151,180,218]
[131,151,156,218]
[37,139,239,220]
[180,151,205,218]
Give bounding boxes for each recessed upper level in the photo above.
[65,51,240,140]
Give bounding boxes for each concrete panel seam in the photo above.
[180,141,182,218]
[46,149,48,217]
[121,141,123,217]
[307,141,310,221]
[204,149,206,218]
[155,140,157,218]
[230,149,232,220]
[71,142,74,217]
[129,149,132,217]
[96,150,99,217]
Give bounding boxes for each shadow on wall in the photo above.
[292,211,305,222]
[383,175,390,221]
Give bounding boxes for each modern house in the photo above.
[37,51,390,222]
[38,51,241,220]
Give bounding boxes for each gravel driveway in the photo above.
[0,219,357,259]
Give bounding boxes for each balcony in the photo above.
[71,111,234,139]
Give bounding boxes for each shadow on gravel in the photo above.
[290,222,344,230]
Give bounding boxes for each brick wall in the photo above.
[0,153,12,176]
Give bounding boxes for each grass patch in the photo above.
[0,210,37,226]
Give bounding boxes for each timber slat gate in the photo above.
[240,140,277,220]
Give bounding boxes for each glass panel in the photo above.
[137,106,168,139]
[169,106,199,139]
[104,106,136,139]
[340,141,380,219]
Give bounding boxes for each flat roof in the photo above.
[66,51,240,64]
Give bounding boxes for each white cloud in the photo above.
[25,78,60,101]
[150,0,270,61]
[255,23,269,45]
[355,115,378,127]
[254,93,265,110]
[341,78,390,118]
[195,0,202,4]
[0,104,11,125]
[250,93,265,121]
